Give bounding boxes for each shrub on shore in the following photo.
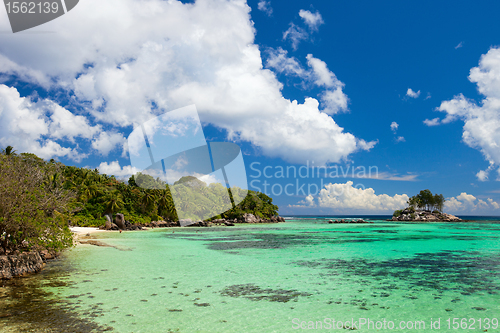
[0,150,75,254]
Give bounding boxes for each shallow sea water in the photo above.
[2,218,500,332]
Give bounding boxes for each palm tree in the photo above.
[103,191,124,219]
[44,172,60,193]
[141,190,157,214]
[2,145,16,156]
[155,189,177,220]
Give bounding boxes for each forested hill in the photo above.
[0,149,279,253]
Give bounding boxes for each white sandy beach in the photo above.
[70,227,105,235]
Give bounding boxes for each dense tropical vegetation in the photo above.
[0,148,74,254]
[0,147,279,253]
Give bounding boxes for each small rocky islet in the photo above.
[390,208,462,222]
[390,189,462,222]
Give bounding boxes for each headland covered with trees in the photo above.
[392,189,461,222]
[0,147,280,258]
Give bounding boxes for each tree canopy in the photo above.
[407,189,445,212]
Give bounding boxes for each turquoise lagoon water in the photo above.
[3,218,500,332]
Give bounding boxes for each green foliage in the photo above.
[62,160,279,225]
[1,147,280,233]
[406,189,445,212]
[61,168,174,226]
[393,210,402,217]
[0,151,75,254]
[1,145,16,156]
[222,190,279,220]
[134,172,166,189]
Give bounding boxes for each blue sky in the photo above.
[1,0,500,215]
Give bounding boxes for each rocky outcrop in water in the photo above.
[183,214,284,227]
[328,219,372,224]
[240,214,285,223]
[391,208,462,222]
[0,252,46,279]
[98,213,285,230]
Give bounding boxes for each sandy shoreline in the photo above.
[69,227,105,235]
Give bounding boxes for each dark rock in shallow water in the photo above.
[194,302,210,307]
[186,220,210,227]
[99,214,284,231]
[220,284,312,303]
[328,219,371,224]
[179,219,194,227]
[471,307,486,311]
[39,249,57,260]
[237,213,285,224]
[0,252,45,279]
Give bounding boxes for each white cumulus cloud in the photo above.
[97,161,141,179]
[266,50,349,115]
[0,84,101,161]
[390,121,404,142]
[298,9,324,31]
[265,47,306,77]
[444,192,500,213]
[316,181,409,212]
[257,0,272,16]
[292,194,316,208]
[423,117,440,126]
[283,9,323,50]
[406,88,421,98]
[0,0,373,166]
[429,47,500,180]
[283,23,308,51]
[91,131,126,156]
[476,170,489,181]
